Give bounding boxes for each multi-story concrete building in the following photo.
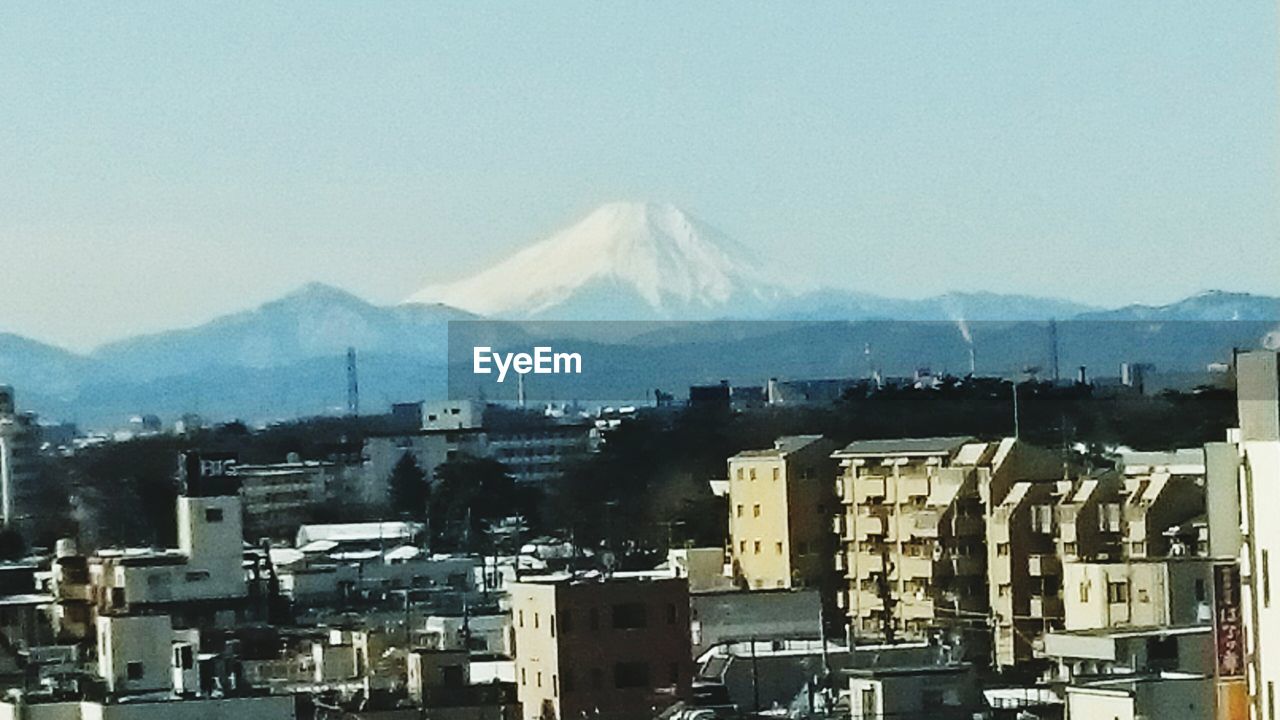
[832,436,1063,653]
[51,453,249,636]
[234,460,337,541]
[1114,449,1206,560]
[1232,350,1280,719]
[726,435,838,590]
[0,385,40,533]
[509,575,692,720]
[1060,558,1214,632]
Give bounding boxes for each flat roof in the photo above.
[833,436,972,458]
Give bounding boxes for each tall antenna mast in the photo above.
[346,346,360,416]
[1049,319,1061,383]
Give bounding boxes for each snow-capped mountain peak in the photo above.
[406,201,787,319]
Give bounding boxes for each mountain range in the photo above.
[2,201,1277,427]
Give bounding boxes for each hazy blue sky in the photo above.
[2,2,1276,350]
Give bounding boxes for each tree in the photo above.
[388,453,429,521]
[430,456,533,551]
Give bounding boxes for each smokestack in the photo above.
[968,346,977,376]
[1077,366,1088,385]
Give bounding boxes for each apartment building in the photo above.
[509,575,692,720]
[1231,350,1280,720]
[1059,558,1214,632]
[0,385,40,533]
[234,460,336,541]
[1115,449,1206,559]
[726,435,838,590]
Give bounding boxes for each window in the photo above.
[552,673,558,696]
[521,668,526,686]
[174,645,194,670]
[1266,550,1272,608]
[736,504,743,518]
[775,541,784,555]
[518,610,524,627]
[1099,503,1122,533]
[736,468,744,481]
[550,615,556,637]
[749,468,757,481]
[614,662,650,689]
[739,540,746,554]
[753,504,761,518]
[537,671,542,688]
[1079,582,1090,603]
[1030,505,1054,534]
[997,543,1010,557]
[753,540,761,555]
[612,602,647,629]
[861,687,877,719]
[1107,581,1128,604]
[772,467,780,481]
[998,583,1011,598]
[204,508,224,523]
[534,613,539,629]
[184,571,209,582]
[127,662,144,681]
[1195,579,1206,603]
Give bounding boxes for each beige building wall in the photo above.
[510,577,691,720]
[727,436,837,590]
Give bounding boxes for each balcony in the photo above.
[953,516,985,536]
[948,555,983,576]
[1028,554,1061,577]
[858,514,885,538]
[911,511,940,538]
[900,476,930,499]
[899,556,934,579]
[854,477,888,503]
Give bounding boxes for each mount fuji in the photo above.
[406,201,793,320]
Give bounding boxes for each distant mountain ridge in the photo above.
[1,202,1278,426]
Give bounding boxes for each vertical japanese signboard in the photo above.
[1214,562,1248,720]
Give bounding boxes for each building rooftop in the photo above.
[730,435,826,459]
[832,436,973,459]
[295,521,424,546]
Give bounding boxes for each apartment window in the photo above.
[204,508,224,523]
[753,504,761,518]
[754,540,762,555]
[612,602,647,629]
[997,543,1010,557]
[750,468,757,481]
[518,610,524,628]
[614,662,650,689]
[127,662,143,681]
[1079,582,1090,603]
[772,467,780,481]
[534,613,539,629]
[550,615,556,637]
[174,645,194,670]
[1063,542,1078,557]
[998,583,1011,598]
[1099,503,1122,533]
[739,540,747,554]
[736,504,743,518]
[1107,581,1128,604]
[775,541,784,555]
[736,468,744,481]
[1266,550,1272,608]
[537,671,542,688]
[1030,505,1054,534]
[861,687,877,719]
[552,674,558,696]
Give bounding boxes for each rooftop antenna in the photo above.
[1049,319,1061,383]
[517,371,526,409]
[346,347,360,416]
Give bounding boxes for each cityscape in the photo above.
[2,4,1277,720]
